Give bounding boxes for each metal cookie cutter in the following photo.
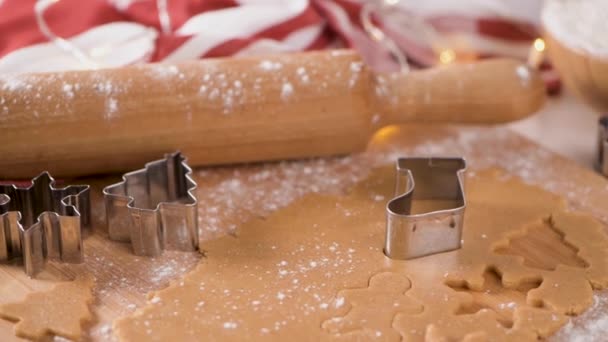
[599,116,608,177]
[0,173,90,276]
[384,157,466,260]
[103,152,198,256]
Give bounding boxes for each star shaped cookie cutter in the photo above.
[103,152,198,256]
[599,116,607,177]
[0,173,90,277]
[384,157,466,260]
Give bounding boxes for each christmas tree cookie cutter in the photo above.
[103,152,198,256]
[0,173,90,277]
[385,157,467,260]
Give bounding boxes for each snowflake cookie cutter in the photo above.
[0,173,90,277]
[103,152,198,256]
[384,157,467,260]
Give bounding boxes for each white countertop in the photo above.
[509,90,601,169]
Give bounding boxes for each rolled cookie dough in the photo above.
[114,167,608,341]
[0,274,95,340]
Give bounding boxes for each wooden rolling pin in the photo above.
[0,50,545,178]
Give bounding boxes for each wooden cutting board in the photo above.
[0,124,606,341]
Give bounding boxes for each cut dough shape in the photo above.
[321,272,423,340]
[114,167,608,341]
[0,274,95,340]
[494,218,589,271]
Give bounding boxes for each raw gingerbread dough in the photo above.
[114,167,608,341]
[0,274,95,340]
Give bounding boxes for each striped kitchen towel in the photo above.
[0,0,559,92]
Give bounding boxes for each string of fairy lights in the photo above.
[33,0,546,72]
[361,0,546,71]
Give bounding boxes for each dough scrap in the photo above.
[114,167,608,341]
[0,274,95,340]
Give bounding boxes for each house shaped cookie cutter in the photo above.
[384,157,466,260]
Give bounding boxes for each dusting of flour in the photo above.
[553,292,608,342]
[80,125,608,340]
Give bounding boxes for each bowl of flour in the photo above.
[542,0,608,111]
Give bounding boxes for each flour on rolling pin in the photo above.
[542,0,608,57]
[0,51,545,178]
[0,51,363,119]
[0,72,127,119]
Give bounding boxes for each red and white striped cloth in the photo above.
[0,0,559,92]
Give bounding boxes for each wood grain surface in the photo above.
[0,124,606,341]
